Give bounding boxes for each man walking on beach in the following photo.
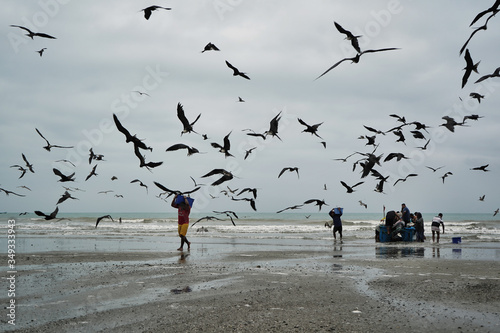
[329,207,343,240]
[171,194,192,251]
[431,213,445,243]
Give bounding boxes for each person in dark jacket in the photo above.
[328,207,343,240]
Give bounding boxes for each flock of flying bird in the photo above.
[3,3,500,226]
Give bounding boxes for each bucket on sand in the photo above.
[452,237,461,244]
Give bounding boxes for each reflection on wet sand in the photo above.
[376,246,425,259]
[333,240,343,258]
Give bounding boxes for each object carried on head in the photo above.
[175,194,194,207]
[334,207,343,215]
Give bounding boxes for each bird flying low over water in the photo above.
[35,128,74,151]
[315,47,400,80]
[177,103,201,135]
[10,25,56,39]
[201,169,234,186]
[225,60,250,80]
[191,216,224,227]
[231,197,257,211]
[276,204,303,214]
[56,191,79,205]
[166,143,200,156]
[359,200,368,209]
[237,188,258,199]
[34,206,59,220]
[213,210,239,226]
[278,167,299,179]
[95,215,114,228]
[140,6,171,20]
[462,49,480,88]
[303,199,328,211]
[0,187,26,197]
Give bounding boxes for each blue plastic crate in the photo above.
[402,227,415,242]
[175,195,194,207]
[379,225,392,242]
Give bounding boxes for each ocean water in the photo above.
[2,211,499,242]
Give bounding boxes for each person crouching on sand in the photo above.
[171,194,191,251]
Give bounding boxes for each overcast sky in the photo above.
[1,1,500,215]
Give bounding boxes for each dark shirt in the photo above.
[329,210,342,227]
[401,206,410,224]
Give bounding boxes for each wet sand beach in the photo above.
[2,235,500,332]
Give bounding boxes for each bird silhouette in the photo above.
[131,179,148,193]
[154,181,200,197]
[191,216,224,227]
[213,210,239,225]
[53,168,75,182]
[34,206,59,220]
[469,0,500,26]
[211,131,233,157]
[265,111,282,140]
[36,48,47,57]
[479,195,486,201]
[441,171,453,183]
[35,128,74,151]
[297,118,323,139]
[475,67,500,83]
[132,90,150,97]
[57,191,79,205]
[340,181,364,193]
[384,152,408,162]
[410,130,426,140]
[494,208,499,217]
[237,188,258,199]
[416,139,431,150]
[201,169,234,186]
[166,143,200,156]
[95,215,114,228]
[0,187,26,197]
[85,165,98,181]
[276,204,303,214]
[393,173,418,186]
[133,144,163,171]
[334,21,362,53]
[231,197,256,211]
[9,165,26,179]
[89,148,104,164]
[462,49,480,88]
[244,147,257,160]
[440,116,465,132]
[278,167,299,179]
[225,60,250,80]
[177,103,201,135]
[113,114,152,151]
[303,199,328,211]
[238,96,245,102]
[470,164,490,172]
[469,92,485,104]
[10,25,56,39]
[459,13,497,56]
[359,200,368,209]
[462,114,484,123]
[363,125,386,136]
[201,42,220,53]
[315,47,399,80]
[140,6,171,20]
[426,165,445,172]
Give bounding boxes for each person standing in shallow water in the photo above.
[171,194,191,251]
[431,213,445,243]
[329,207,343,240]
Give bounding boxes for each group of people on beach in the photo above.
[379,203,445,243]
